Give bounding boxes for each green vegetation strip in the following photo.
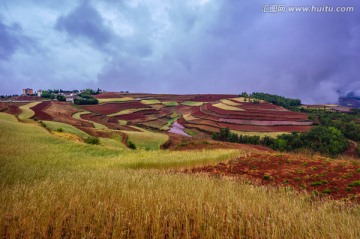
[181,101,204,106]
[108,108,149,117]
[122,129,169,150]
[44,121,90,138]
[1,112,359,238]
[72,111,108,129]
[18,101,41,121]
[98,97,134,103]
[161,116,180,131]
[140,99,161,105]
[43,120,125,149]
[162,101,179,106]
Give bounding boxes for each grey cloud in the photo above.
[55,1,113,47]
[0,22,28,60]
[1,0,360,104]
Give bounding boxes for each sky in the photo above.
[0,0,359,103]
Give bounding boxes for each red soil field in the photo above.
[187,153,360,201]
[185,123,220,133]
[219,118,313,126]
[13,95,41,101]
[81,102,151,115]
[80,113,139,131]
[190,94,238,102]
[44,101,93,128]
[31,101,53,120]
[0,103,23,115]
[205,104,310,121]
[94,92,127,99]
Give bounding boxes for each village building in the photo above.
[22,88,33,95]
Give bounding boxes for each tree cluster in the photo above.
[212,126,348,157]
[74,97,98,105]
[305,110,360,142]
[240,92,301,111]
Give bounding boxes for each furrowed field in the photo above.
[0,113,360,238]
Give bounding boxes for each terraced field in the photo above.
[3,93,314,151]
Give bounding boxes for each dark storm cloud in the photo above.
[1,0,359,103]
[0,21,25,60]
[55,1,113,47]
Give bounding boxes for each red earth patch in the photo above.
[186,153,360,202]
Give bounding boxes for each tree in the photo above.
[304,126,348,157]
[56,95,66,102]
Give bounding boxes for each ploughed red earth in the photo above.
[186,153,360,202]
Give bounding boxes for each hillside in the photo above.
[1,111,360,238]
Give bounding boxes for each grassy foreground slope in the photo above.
[0,113,359,238]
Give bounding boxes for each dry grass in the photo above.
[183,113,198,121]
[1,113,360,239]
[221,99,241,106]
[213,102,244,111]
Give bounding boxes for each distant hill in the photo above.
[339,94,360,108]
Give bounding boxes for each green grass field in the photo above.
[181,101,204,106]
[1,112,359,238]
[162,101,179,106]
[140,99,161,105]
[97,97,134,103]
[122,128,169,150]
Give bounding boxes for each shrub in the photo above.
[310,180,328,186]
[263,175,271,180]
[85,136,100,145]
[348,180,360,187]
[127,141,136,150]
[56,95,66,102]
[56,128,63,132]
[211,132,218,140]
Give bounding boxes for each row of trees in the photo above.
[43,89,79,94]
[240,92,301,111]
[212,127,348,157]
[41,91,66,101]
[305,110,360,142]
[74,97,98,105]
